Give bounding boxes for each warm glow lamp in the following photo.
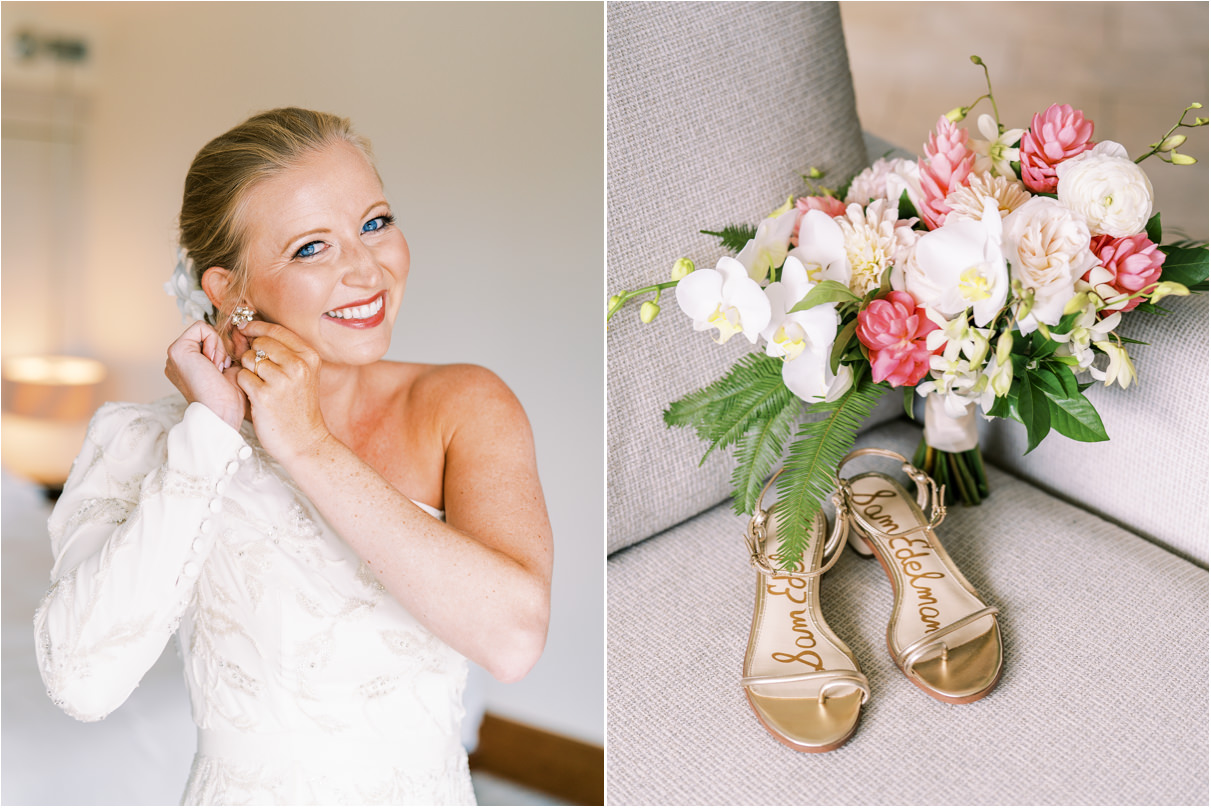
[1,355,107,490]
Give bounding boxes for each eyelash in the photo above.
[293,214,396,259]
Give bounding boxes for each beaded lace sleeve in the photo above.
[33,400,252,722]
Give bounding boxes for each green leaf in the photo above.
[1158,244,1210,291]
[829,319,859,374]
[1017,374,1051,454]
[729,396,802,516]
[767,375,889,566]
[903,386,916,420]
[663,353,796,461]
[897,188,919,222]
[700,224,757,253]
[1145,212,1163,244]
[1050,362,1080,399]
[1027,367,1065,398]
[1043,389,1109,443]
[788,280,861,313]
[987,392,1012,419]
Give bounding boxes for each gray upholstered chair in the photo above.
[606,3,1208,804]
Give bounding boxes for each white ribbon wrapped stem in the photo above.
[923,394,979,452]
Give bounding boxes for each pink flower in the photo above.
[918,116,975,230]
[1019,104,1095,193]
[856,291,940,387]
[1084,233,1166,312]
[790,196,846,245]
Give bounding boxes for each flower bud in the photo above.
[970,55,985,66]
[807,167,824,180]
[1062,291,1088,316]
[1169,152,1198,166]
[768,195,795,218]
[1191,102,1204,109]
[1149,281,1190,303]
[608,294,621,309]
[1158,134,1187,151]
[671,258,695,281]
[945,106,968,123]
[996,331,1013,364]
[639,300,661,323]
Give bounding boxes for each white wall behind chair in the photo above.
[1,1,604,743]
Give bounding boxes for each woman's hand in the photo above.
[235,321,332,462]
[165,321,249,431]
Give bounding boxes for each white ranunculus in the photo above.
[1002,196,1098,332]
[759,256,846,403]
[1056,141,1154,237]
[902,197,1008,326]
[676,256,771,344]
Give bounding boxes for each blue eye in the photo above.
[295,241,322,259]
[362,214,395,233]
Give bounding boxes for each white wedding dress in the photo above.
[34,396,476,805]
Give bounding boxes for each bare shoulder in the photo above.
[406,363,531,444]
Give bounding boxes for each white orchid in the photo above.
[925,309,992,367]
[736,205,798,282]
[760,256,849,403]
[970,114,1026,179]
[786,209,850,287]
[675,256,771,344]
[1091,341,1137,388]
[919,353,988,418]
[902,197,1008,326]
[1051,292,1122,370]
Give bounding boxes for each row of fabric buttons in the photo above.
[183,444,252,578]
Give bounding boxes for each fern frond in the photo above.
[729,394,802,515]
[700,224,757,253]
[664,354,790,454]
[770,375,889,565]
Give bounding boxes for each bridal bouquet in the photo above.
[607,58,1208,565]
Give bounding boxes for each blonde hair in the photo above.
[177,107,377,340]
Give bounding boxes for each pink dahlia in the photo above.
[918,116,975,230]
[1084,233,1166,312]
[856,291,939,387]
[791,196,847,245]
[1019,104,1095,193]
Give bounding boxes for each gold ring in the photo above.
[254,349,267,374]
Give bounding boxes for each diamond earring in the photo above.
[231,306,255,328]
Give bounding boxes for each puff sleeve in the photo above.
[33,400,252,722]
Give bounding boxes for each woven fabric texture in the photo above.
[981,293,1209,565]
[606,1,880,554]
[606,420,1209,805]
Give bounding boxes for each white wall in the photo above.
[1,1,603,743]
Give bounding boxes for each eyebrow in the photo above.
[278,200,392,255]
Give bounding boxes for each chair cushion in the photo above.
[607,419,1208,805]
[981,293,1208,565]
[607,1,886,553]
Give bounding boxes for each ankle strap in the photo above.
[745,468,849,579]
[836,448,947,537]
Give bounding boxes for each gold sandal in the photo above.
[741,470,870,752]
[838,448,1002,704]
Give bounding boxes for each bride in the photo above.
[33,108,553,804]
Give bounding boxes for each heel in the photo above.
[741,470,868,752]
[837,448,1002,704]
